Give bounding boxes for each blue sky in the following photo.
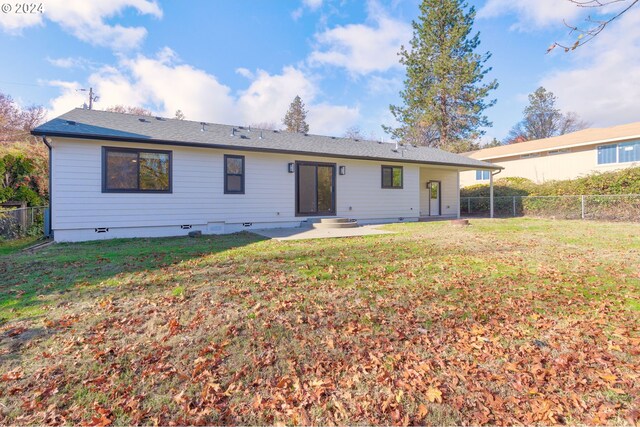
[1,0,639,142]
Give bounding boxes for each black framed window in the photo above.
[102,147,172,193]
[224,155,245,194]
[381,165,403,189]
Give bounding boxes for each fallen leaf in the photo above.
[426,387,442,403]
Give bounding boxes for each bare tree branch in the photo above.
[548,0,639,53]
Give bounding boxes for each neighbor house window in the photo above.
[381,165,403,188]
[598,144,617,164]
[618,141,640,163]
[475,170,490,181]
[598,141,640,164]
[224,155,245,194]
[548,149,569,155]
[103,147,171,193]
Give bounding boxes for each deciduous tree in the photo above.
[343,126,365,140]
[505,87,589,143]
[0,94,45,143]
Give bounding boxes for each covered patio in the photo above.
[418,165,500,220]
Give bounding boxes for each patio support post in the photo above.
[490,171,494,219]
[456,171,461,219]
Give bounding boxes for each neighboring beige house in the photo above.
[460,121,640,187]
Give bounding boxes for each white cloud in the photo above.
[237,66,359,133]
[304,0,323,11]
[235,68,255,79]
[541,7,640,127]
[47,80,87,116]
[0,5,42,31]
[0,0,162,50]
[124,48,237,123]
[237,67,317,125]
[46,56,98,69]
[292,0,324,20]
[366,74,402,95]
[308,4,411,75]
[47,49,359,135]
[308,103,360,136]
[478,0,583,30]
[478,0,627,31]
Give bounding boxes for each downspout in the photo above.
[490,169,501,219]
[42,136,53,238]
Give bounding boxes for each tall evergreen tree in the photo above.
[385,0,497,150]
[283,95,310,134]
[505,87,588,143]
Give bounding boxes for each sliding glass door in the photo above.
[296,162,336,216]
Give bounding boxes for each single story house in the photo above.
[32,109,499,242]
[459,121,640,188]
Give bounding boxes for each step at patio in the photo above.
[312,218,359,229]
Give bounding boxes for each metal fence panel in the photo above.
[461,194,640,222]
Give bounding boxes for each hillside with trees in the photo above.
[0,93,48,207]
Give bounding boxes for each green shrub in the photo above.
[462,167,640,197]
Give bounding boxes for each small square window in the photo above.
[381,165,403,188]
[475,170,490,181]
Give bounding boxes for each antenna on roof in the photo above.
[77,87,98,110]
[230,128,236,137]
[259,130,263,140]
[200,122,206,132]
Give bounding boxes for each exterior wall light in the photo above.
[339,166,346,175]
[288,162,295,173]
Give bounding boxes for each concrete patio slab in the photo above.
[253,224,394,241]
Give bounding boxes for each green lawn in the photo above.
[0,235,41,256]
[0,219,638,425]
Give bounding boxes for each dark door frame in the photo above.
[295,161,337,217]
[427,180,442,216]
